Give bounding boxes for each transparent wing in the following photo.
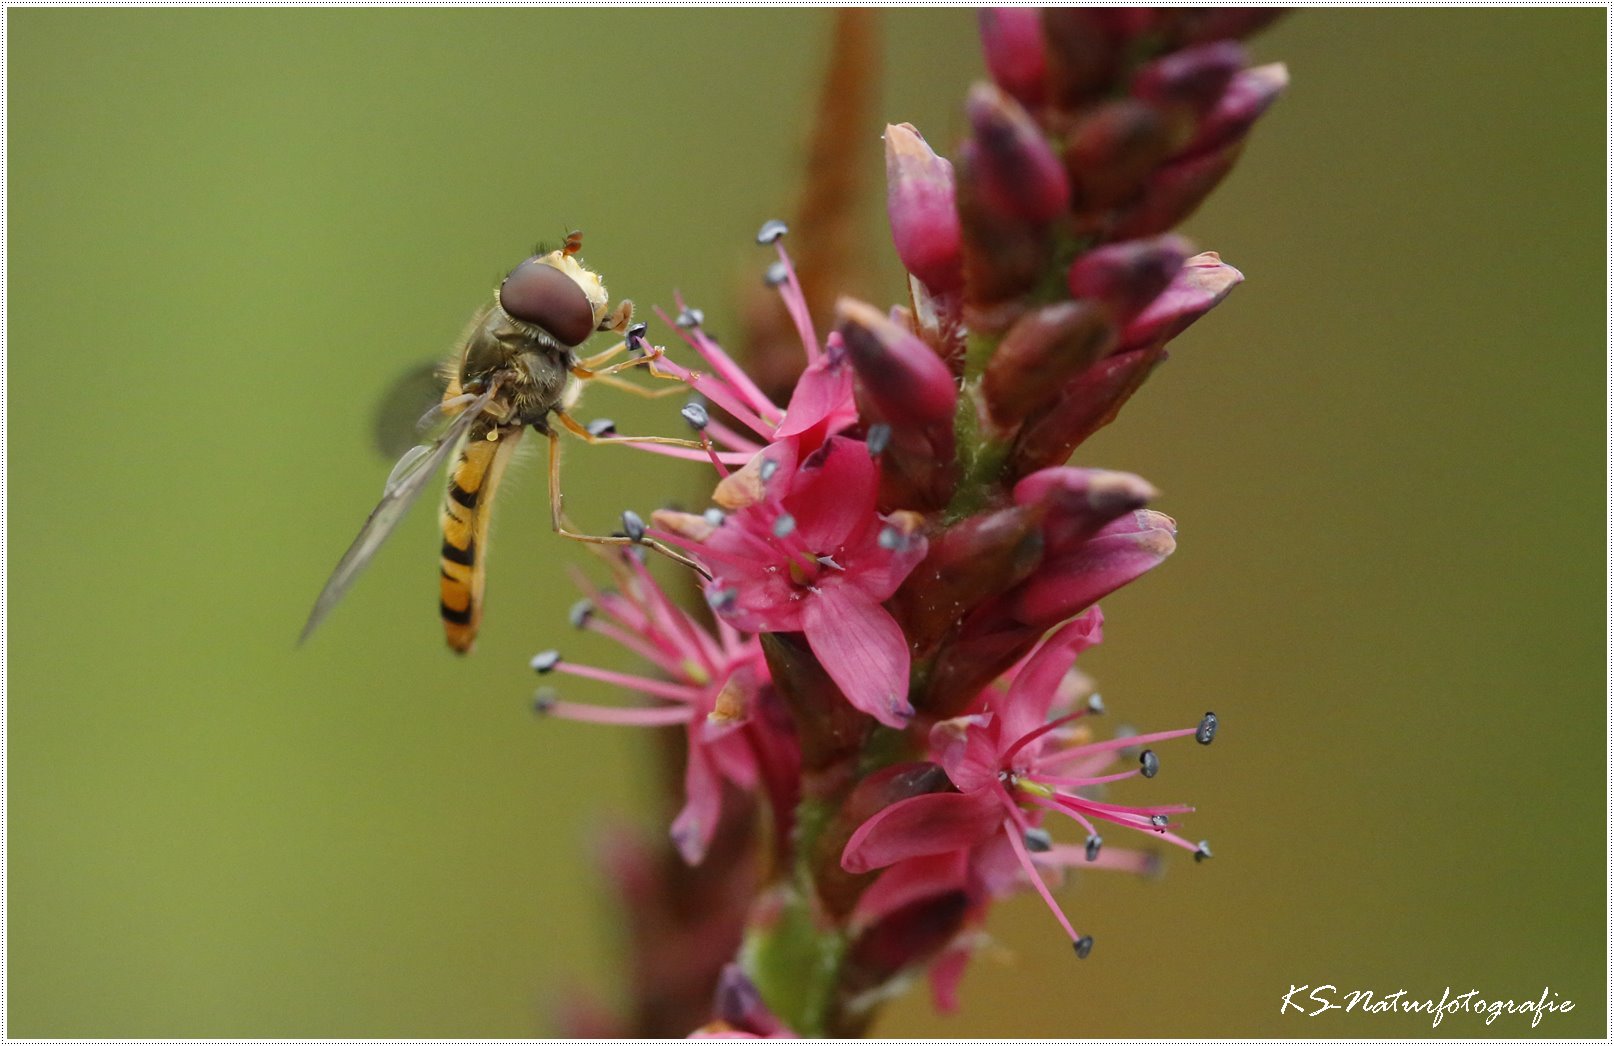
[372,360,451,459]
[300,385,497,645]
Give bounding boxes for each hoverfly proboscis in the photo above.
[301,231,707,654]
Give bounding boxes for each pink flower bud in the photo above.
[837,297,958,432]
[891,507,1041,652]
[1040,8,1125,108]
[884,123,964,293]
[963,83,1070,224]
[1062,99,1174,211]
[1132,40,1247,117]
[1113,138,1243,238]
[1067,235,1194,322]
[1010,344,1167,476]
[1120,250,1243,350]
[983,300,1116,424]
[1013,467,1159,554]
[1183,62,1290,158]
[977,9,1047,106]
[1010,510,1177,626]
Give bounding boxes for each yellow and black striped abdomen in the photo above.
[439,424,523,653]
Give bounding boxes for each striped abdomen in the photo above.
[439,424,523,653]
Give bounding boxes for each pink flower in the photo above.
[658,435,928,728]
[619,228,856,469]
[531,553,780,865]
[843,612,1216,954]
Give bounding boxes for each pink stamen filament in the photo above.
[1029,769,1141,789]
[1041,844,1162,875]
[1001,709,1092,765]
[1038,725,1199,769]
[551,662,704,703]
[542,699,695,728]
[772,243,820,362]
[999,792,1080,942]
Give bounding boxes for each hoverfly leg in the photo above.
[544,428,711,579]
[576,340,631,371]
[552,408,705,450]
[587,373,688,400]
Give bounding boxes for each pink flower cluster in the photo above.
[531,9,1286,1036]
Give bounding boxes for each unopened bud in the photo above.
[837,298,958,431]
[1182,62,1290,159]
[984,300,1116,424]
[1010,510,1177,626]
[1010,344,1168,476]
[963,83,1069,224]
[1120,251,1243,350]
[978,8,1047,106]
[1132,40,1247,122]
[885,123,964,293]
[1063,99,1175,212]
[1067,236,1193,323]
[1041,8,1124,108]
[1013,467,1159,554]
[1115,140,1244,239]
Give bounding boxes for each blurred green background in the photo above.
[8,8,1604,1037]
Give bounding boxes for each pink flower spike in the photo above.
[884,122,965,293]
[978,9,1047,107]
[1120,250,1244,350]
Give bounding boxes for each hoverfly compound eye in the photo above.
[499,259,597,347]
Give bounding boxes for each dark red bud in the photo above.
[1013,467,1159,554]
[1132,41,1247,118]
[837,297,958,431]
[983,300,1116,424]
[1010,345,1168,477]
[890,508,1043,654]
[1040,8,1125,109]
[963,82,1070,224]
[1181,62,1289,158]
[1067,235,1192,323]
[1114,139,1244,239]
[1063,99,1175,213]
[978,8,1047,106]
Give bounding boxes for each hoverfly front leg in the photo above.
[543,428,711,579]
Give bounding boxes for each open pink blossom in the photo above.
[531,553,776,865]
[615,227,856,469]
[843,612,1216,953]
[657,434,927,728]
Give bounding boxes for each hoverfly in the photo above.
[301,231,703,654]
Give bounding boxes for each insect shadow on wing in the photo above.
[302,231,711,654]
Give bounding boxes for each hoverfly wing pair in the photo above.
[298,382,498,646]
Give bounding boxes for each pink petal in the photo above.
[774,349,855,441]
[841,788,1003,873]
[670,741,723,865]
[929,945,973,1014]
[853,850,970,928]
[802,583,914,727]
[1000,608,1104,737]
[788,436,878,552]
